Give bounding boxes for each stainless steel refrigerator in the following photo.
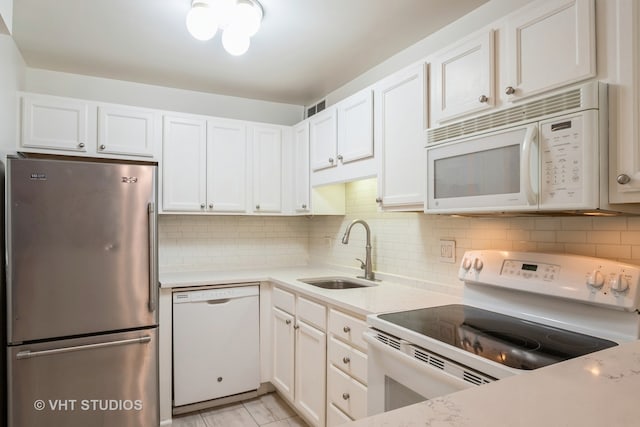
[4,153,159,427]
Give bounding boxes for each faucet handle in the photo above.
[355,258,366,270]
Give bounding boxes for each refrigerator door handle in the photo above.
[148,201,158,313]
[15,335,152,360]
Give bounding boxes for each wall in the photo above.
[0,0,11,34]
[24,68,303,126]
[309,179,640,294]
[0,33,25,156]
[158,215,310,272]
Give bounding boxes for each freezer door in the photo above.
[8,328,158,427]
[7,156,157,343]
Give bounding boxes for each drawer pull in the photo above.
[342,356,350,364]
[342,393,350,400]
[294,324,300,330]
[343,326,351,333]
[285,319,291,325]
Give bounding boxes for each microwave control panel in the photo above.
[539,111,598,209]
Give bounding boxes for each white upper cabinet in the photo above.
[293,120,311,213]
[309,108,338,171]
[430,29,495,125]
[252,124,283,213]
[207,119,248,213]
[337,89,373,164]
[97,105,155,157]
[20,93,159,159]
[21,95,89,152]
[503,0,596,101]
[162,115,207,212]
[374,63,427,210]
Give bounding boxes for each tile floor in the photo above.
[171,393,309,427]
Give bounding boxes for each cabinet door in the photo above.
[431,30,494,124]
[609,0,640,203]
[337,90,373,164]
[374,64,427,210]
[504,0,595,101]
[252,125,283,213]
[293,121,311,213]
[162,116,207,212]
[309,108,338,171]
[207,119,248,213]
[21,95,89,152]
[272,307,295,402]
[97,105,155,157]
[295,320,326,427]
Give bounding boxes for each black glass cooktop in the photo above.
[378,304,617,370]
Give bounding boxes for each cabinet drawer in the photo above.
[327,402,353,427]
[328,309,367,350]
[327,365,367,420]
[272,287,295,314]
[328,336,367,384]
[297,296,326,331]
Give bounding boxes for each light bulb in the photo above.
[222,27,251,56]
[230,1,262,36]
[186,1,218,41]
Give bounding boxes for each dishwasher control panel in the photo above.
[172,283,259,303]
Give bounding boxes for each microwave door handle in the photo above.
[521,125,539,206]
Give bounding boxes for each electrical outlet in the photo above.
[439,239,456,263]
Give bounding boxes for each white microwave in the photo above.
[425,81,635,214]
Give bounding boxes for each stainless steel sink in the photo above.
[298,277,377,290]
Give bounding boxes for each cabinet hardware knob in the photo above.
[505,86,516,95]
[78,142,85,149]
[208,203,214,209]
[342,357,350,364]
[285,319,291,325]
[217,377,223,382]
[294,324,300,330]
[343,326,351,333]
[617,174,631,185]
[375,197,382,203]
[342,393,350,400]
[337,154,343,161]
[328,157,334,163]
[302,204,307,209]
[478,95,489,103]
[99,144,106,150]
[256,204,260,210]
[200,203,205,209]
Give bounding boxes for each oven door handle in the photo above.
[363,331,480,390]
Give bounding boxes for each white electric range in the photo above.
[365,250,640,415]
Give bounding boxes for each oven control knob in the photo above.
[462,258,473,271]
[473,258,484,272]
[586,270,605,289]
[609,274,630,293]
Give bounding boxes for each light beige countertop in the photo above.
[160,266,461,316]
[349,339,640,426]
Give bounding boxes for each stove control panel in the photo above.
[459,250,640,311]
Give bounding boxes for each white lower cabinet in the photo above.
[271,287,326,427]
[326,309,368,426]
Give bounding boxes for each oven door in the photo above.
[426,124,539,214]
[364,331,482,416]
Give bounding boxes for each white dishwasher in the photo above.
[172,284,260,407]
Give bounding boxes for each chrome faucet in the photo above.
[341,219,375,281]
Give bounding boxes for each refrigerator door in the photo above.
[8,328,158,427]
[7,156,157,343]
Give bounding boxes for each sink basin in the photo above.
[298,277,377,290]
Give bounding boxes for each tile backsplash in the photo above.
[159,178,640,293]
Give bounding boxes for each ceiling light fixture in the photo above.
[186,0,263,56]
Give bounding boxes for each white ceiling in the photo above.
[12,0,488,106]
